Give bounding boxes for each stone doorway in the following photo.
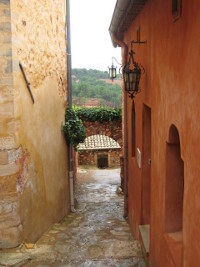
[97,154,108,169]
[139,105,151,256]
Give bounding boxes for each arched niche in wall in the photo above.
[165,124,184,234]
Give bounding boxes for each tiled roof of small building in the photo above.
[77,135,121,151]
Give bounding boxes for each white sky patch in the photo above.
[70,0,121,71]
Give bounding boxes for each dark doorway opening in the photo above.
[139,105,151,255]
[164,124,184,266]
[98,154,108,169]
[142,105,151,225]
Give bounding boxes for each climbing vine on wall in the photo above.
[62,107,122,149]
[74,107,122,123]
[62,108,86,150]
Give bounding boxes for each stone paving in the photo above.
[0,167,146,267]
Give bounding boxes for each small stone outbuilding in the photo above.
[78,135,121,168]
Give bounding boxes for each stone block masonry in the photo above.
[78,149,120,167]
[78,120,122,168]
[83,120,122,148]
[0,0,15,150]
[0,0,22,248]
[0,194,22,249]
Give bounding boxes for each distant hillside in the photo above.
[100,79,122,85]
[72,68,122,107]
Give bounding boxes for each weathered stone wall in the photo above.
[0,0,14,150]
[109,150,120,166]
[78,149,120,167]
[0,0,69,248]
[78,120,122,168]
[0,0,22,249]
[83,120,122,148]
[11,0,67,98]
[78,150,96,166]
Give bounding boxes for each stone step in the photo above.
[139,224,150,255]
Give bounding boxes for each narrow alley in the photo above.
[0,167,146,267]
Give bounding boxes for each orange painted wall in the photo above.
[123,0,200,266]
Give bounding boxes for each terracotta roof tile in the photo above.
[77,135,121,151]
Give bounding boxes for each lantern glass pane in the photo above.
[109,68,112,78]
[130,81,136,92]
[129,72,136,83]
[113,68,116,78]
[124,72,128,82]
[109,67,116,79]
[126,82,130,91]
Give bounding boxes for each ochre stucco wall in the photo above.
[121,0,200,266]
[0,0,69,247]
[11,0,67,97]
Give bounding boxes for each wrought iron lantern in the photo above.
[123,43,144,99]
[108,63,117,81]
[108,57,121,81]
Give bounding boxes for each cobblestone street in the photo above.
[0,167,146,267]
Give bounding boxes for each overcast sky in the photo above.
[70,0,121,71]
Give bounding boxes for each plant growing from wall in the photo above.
[74,107,122,123]
[62,107,86,150]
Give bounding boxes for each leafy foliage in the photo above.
[72,68,122,107]
[62,106,121,149]
[62,107,86,150]
[74,106,122,123]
